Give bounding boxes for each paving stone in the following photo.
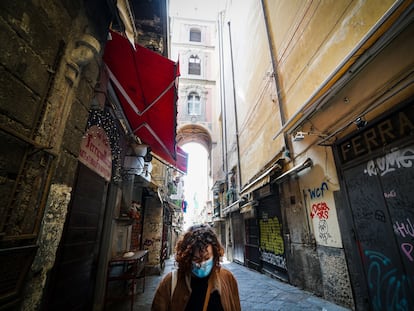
[109,258,351,311]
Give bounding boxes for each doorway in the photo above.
[44,164,108,310]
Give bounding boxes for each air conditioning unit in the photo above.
[124,156,145,175]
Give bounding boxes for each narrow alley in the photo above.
[109,258,350,311]
[1,1,413,311]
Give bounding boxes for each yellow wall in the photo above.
[266,0,398,118]
[221,0,285,187]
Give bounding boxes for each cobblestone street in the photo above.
[109,258,351,311]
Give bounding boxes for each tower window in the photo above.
[190,28,201,42]
[188,55,201,75]
[187,92,201,115]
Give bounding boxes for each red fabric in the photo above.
[104,30,185,171]
[176,145,188,174]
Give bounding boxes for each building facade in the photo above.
[212,0,414,310]
[170,1,219,227]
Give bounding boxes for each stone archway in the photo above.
[176,124,212,153]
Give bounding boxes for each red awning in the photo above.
[104,30,187,173]
[176,145,188,174]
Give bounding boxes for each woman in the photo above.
[151,224,241,311]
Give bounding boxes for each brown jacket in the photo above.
[151,267,241,311]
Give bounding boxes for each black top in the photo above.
[184,275,224,311]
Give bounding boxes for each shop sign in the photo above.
[338,103,413,164]
[79,125,112,181]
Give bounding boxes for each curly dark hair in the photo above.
[175,224,224,274]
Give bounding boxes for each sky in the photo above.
[169,0,221,20]
[181,142,209,228]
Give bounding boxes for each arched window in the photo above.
[187,92,201,115]
[188,55,201,75]
[189,28,201,42]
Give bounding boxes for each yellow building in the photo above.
[212,1,414,309]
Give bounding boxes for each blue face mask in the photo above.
[191,257,214,278]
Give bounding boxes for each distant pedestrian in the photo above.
[152,224,241,311]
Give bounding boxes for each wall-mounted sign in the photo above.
[79,125,112,181]
[338,103,413,164]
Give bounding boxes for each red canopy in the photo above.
[104,30,187,173]
[176,145,188,174]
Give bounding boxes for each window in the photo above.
[187,92,201,115]
[189,28,201,42]
[188,55,201,75]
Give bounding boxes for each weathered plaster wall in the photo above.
[265,0,397,117]
[279,179,323,295]
[299,148,342,248]
[293,148,354,308]
[287,243,323,296]
[278,149,354,309]
[219,0,285,187]
[291,20,414,146]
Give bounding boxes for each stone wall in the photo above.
[317,245,354,308]
[142,196,164,275]
[21,184,72,310]
[287,243,323,296]
[1,0,175,308]
[0,1,111,309]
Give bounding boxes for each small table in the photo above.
[105,250,148,311]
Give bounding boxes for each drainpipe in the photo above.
[218,11,228,176]
[227,21,242,192]
[261,0,291,157]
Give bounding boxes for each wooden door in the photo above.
[45,164,108,310]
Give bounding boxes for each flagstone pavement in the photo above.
[107,257,351,311]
